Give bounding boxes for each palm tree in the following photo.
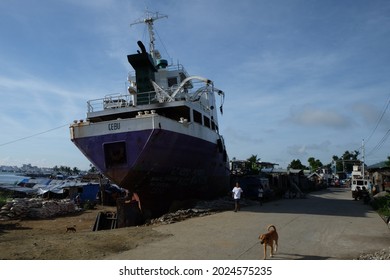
[247,154,260,174]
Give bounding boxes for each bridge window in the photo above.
[203,116,210,128]
[168,77,178,87]
[193,110,202,124]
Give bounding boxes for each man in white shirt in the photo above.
[232,182,243,212]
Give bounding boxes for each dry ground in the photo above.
[0,205,168,260]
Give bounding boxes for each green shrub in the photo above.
[82,200,96,210]
[371,194,390,217]
[0,193,9,208]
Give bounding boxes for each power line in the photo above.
[360,92,390,161]
[366,128,390,157]
[365,93,390,144]
[0,124,69,147]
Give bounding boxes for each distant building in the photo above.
[368,166,390,192]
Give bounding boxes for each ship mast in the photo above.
[130,10,168,60]
[361,139,365,179]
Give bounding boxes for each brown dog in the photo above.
[66,225,76,233]
[258,225,278,259]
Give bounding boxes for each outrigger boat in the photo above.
[70,11,229,218]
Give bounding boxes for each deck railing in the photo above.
[87,92,159,113]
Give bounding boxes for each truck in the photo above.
[350,164,372,201]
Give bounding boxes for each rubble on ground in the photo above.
[0,198,79,220]
[147,208,214,225]
[147,197,257,225]
[355,247,390,260]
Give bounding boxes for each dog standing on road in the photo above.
[259,225,278,259]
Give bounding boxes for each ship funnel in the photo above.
[128,41,157,94]
[137,41,147,54]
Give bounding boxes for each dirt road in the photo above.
[106,187,390,260]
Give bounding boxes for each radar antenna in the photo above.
[130,10,168,60]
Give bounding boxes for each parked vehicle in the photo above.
[350,164,372,201]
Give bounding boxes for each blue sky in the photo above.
[1,0,390,170]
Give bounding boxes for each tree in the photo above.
[343,150,360,161]
[247,154,261,174]
[52,165,60,173]
[52,165,81,176]
[88,164,98,173]
[385,156,390,167]
[288,159,307,170]
[307,157,323,172]
[332,150,360,173]
[72,167,81,175]
[60,166,72,175]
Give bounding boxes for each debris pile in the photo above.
[148,208,213,225]
[355,247,390,260]
[0,198,78,220]
[147,197,257,225]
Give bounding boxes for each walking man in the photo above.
[232,182,243,212]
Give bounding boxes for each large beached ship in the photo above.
[70,11,229,217]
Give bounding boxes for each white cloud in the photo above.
[287,104,351,129]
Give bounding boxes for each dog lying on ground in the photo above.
[66,225,76,233]
[258,224,278,259]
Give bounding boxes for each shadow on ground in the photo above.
[242,188,375,218]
